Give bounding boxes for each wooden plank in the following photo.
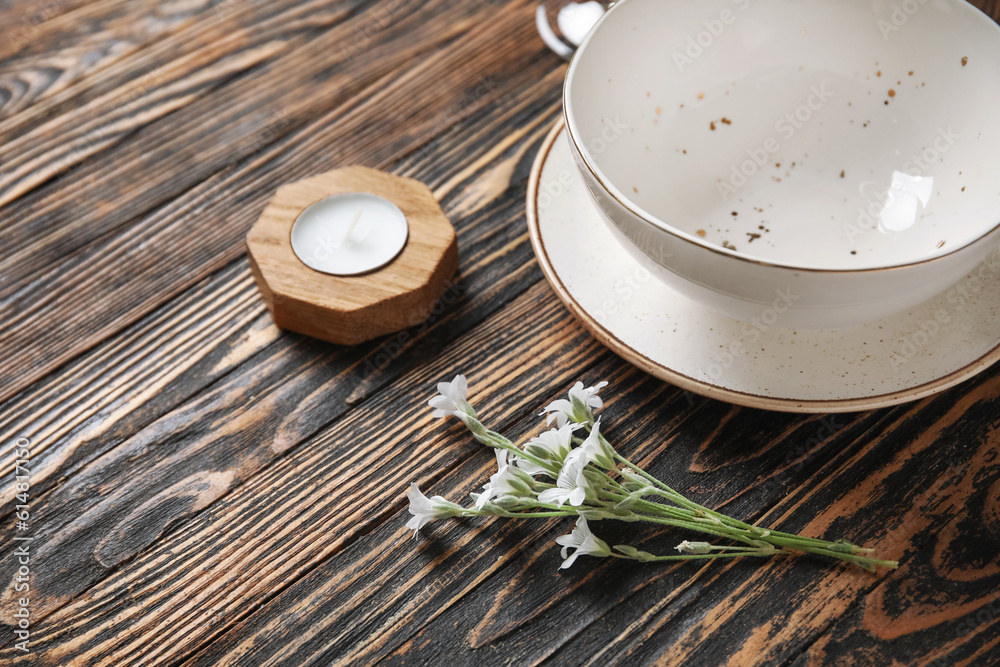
[0,78,561,631]
[791,559,1000,666]
[0,0,538,407]
[359,404,877,665]
[538,393,1000,666]
[0,0,93,62]
[787,448,1000,666]
[172,355,697,667]
[1,37,290,205]
[0,260,277,511]
[0,0,361,218]
[161,342,1000,667]
[19,287,994,666]
[0,0,234,120]
[181,407,592,667]
[364,375,1000,667]
[2,1,995,664]
[0,0,386,125]
[7,277,994,665]
[981,0,1000,18]
[0,58,563,523]
[0,281,602,666]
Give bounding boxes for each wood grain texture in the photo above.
[0,0,241,120]
[0,281,603,666]
[0,0,998,665]
[0,0,511,404]
[0,260,276,511]
[0,0,94,63]
[0,5,562,630]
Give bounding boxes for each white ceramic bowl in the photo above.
[565,0,1000,329]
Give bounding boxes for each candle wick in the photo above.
[342,209,364,245]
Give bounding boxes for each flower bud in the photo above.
[511,467,537,485]
[525,444,554,460]
[615,494,640,511]
[675,541,713,555]
[507,477,533,495]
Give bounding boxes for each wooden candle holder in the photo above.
[246,167,458,346]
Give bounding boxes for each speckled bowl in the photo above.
[565,0,1000,329]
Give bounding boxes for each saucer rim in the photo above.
[527,119,1000,414]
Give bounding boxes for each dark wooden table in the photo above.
[1,0,999,664]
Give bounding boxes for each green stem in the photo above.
[611,446,869,554]
[610,551,782,563]
[623,514,767,548]
[474,425,559,476]
[636,503,895,565]
[470,510,575,519]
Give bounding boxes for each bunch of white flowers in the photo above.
[408,376,898,572]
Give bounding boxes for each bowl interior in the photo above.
[566,0,1000,270]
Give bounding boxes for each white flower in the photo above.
[578,419,615,470]
[541,381,609,427]
[537,448,591,507]
[406,483,463,535]
[516,423,580,476]
[429,375,474,423]
[556,517,611,569]
[476,450,529,509]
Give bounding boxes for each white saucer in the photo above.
[527,121,1000,413]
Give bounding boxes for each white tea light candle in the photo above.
[247,166,457,345]
[290,193,409,276]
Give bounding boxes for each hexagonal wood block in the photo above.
[246,166,458,346]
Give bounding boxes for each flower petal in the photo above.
[428,396,455,411]
[406,483,434,514]
[560,551,581,569]
[538,488,569,507]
